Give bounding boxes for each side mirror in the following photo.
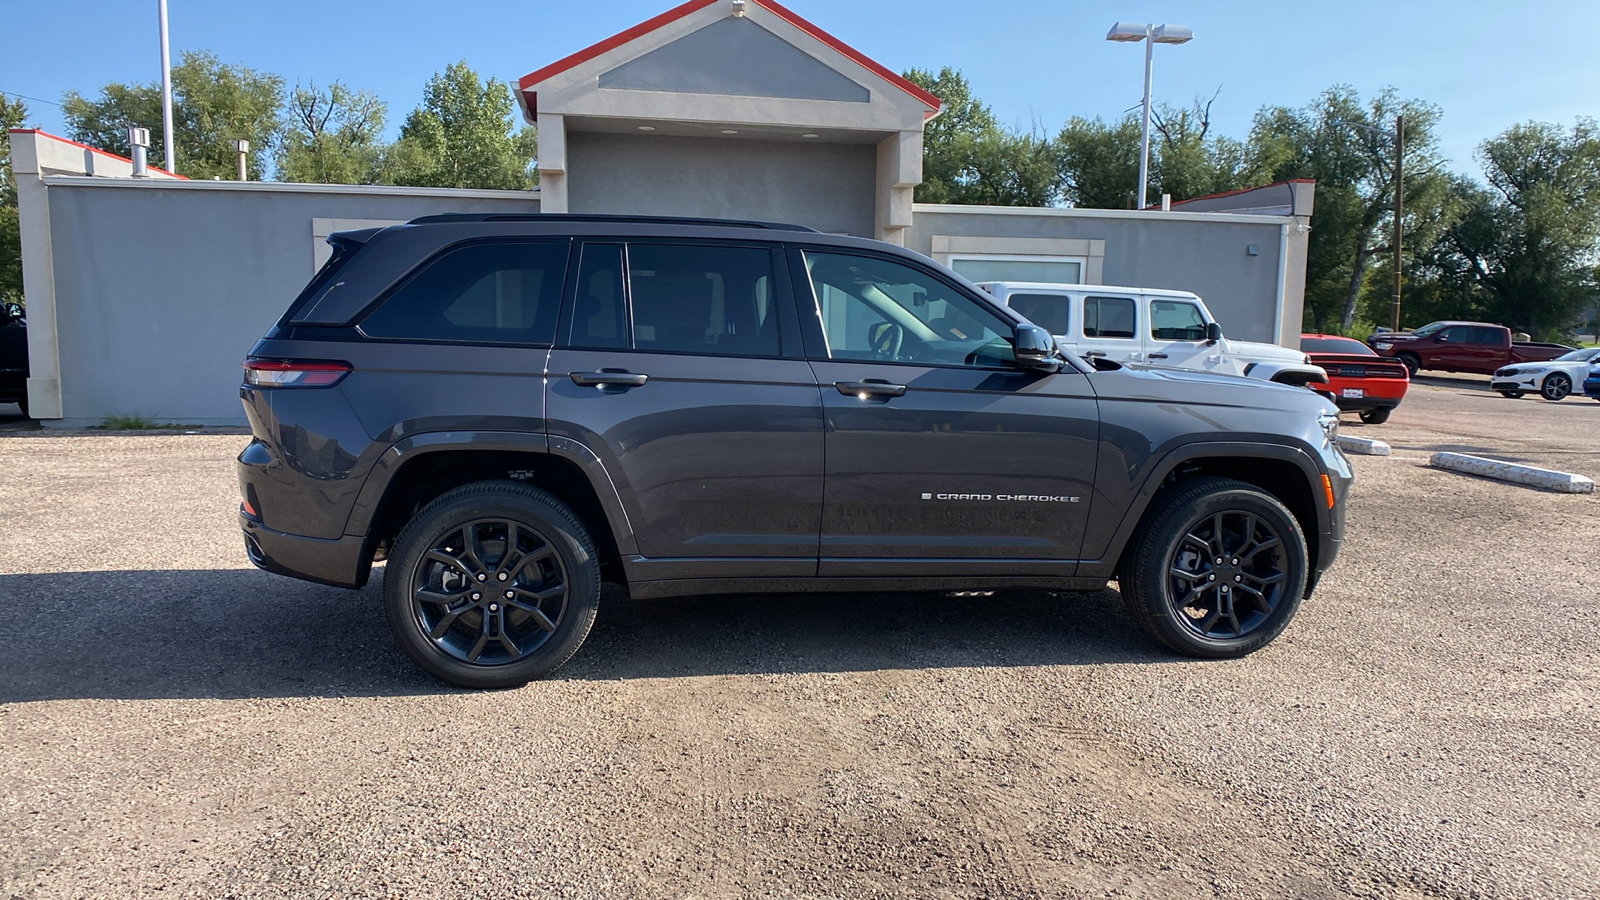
[1013,323,1063,373]
[1205,322,1223,343]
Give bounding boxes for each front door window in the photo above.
[803,251,1015,368]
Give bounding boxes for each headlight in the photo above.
[1317,410,1340,445]
[1375,342,1392,350]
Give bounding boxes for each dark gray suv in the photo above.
[239,214,1350,688]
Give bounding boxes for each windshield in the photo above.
[1554,347,1600,362]
[1411,322,1446,337]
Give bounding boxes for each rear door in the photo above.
[545,240,824,578]
[1143,295,1216,372]
[1079,293,1142,364]
[795,247,1099,577]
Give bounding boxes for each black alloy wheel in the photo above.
[1164,511,1289,641]
[1398,353,1421,377]
[384,482,600,689]
[1540,373,1571,401]
[1118,476,1308,658]
[1359,407,1391,424]
[412,519,569,666]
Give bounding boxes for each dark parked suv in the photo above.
[239,214,1350,688]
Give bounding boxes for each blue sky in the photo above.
[3,0,1596,176]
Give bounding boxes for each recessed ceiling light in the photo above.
[638,125,656,131]
[721,129,739,134]
[801,133,819,138]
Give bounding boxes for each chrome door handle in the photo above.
[570,370,649,388]
[1147,352,1169,360]
[836,380,907,399]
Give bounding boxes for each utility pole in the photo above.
[1390,114,1404,332]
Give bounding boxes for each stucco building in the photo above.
[10,0,1313,426]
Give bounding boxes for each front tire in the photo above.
[1397,353,1421,377]
[1540,373,1571,401]
[383,481,600,689]
[1358,407,1391,425]
[1117,477,1308,658]
[1498,390,1524,399]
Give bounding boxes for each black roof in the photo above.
[406,213,820,233]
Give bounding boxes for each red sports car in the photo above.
[1301,334,1410,424]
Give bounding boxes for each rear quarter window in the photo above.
[359,241,570,345]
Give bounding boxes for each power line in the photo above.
[0,89,63,108]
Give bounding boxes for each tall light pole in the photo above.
[1106,22,1193,210]
[158,0,176,175]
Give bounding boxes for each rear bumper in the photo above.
[240,511,370,589]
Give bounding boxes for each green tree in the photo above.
[63,51,284,180]
[1055,114,1141,208]
[2,95,28,306]
[387,62,535,190]
[904,66,1057,206]
[1149,92,1257,202]
[1410,120,1600,338]
[276,82,387,184]
[1248,86,1450,332]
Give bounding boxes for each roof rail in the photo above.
[405,212,820,232]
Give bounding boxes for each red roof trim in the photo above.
[516,0,942,119]
[1161,178,1314,209]
[752,0,942,116]
[518,0,718,91]
[8,128,188,179]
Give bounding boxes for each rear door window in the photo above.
[360,241,569,345]
[1007,293,1071,336]
[1083,296,1136,339]
[627,244,780,358]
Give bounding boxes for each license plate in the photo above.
[1341,388,1365,398]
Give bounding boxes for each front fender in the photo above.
[1077,437,1334,580]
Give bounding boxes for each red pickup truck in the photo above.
[1368,321,1573,376]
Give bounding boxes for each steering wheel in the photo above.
[868,322,904,361]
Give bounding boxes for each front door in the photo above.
[794,248,1099,578]
[1143,295,1217,372]
[546,241,823,578]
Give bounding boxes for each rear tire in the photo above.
[1117,477,1308,659]
[1540,373,1571,401]
[1397,353,1421,377]
[1499,390,1524,399]
[1358,407,1391,425]
[383,481,600,689]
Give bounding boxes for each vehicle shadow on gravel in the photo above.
[0,569,1165,703]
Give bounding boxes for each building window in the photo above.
[947,255,1085,285]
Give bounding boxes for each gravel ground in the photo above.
[1,378,1596,899]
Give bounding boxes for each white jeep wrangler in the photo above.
[976,282,1327,387]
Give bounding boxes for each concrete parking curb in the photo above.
[1337,435,1391,456]
[1429,452,1595,494]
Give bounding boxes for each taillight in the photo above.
[242,358,351,388]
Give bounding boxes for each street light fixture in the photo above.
[1106,21,1193,210]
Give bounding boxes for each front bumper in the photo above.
[1490,377,1538,392]
[241,510,370,589]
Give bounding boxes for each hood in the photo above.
[1097,363,1335,411]
[1225,338,1309,365]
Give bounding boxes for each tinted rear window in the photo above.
[627,244,780,358]
[1300,336,1374,355]
[360,241,569,345]
[1084,296,1135,339]
[1007,293,1071,335]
